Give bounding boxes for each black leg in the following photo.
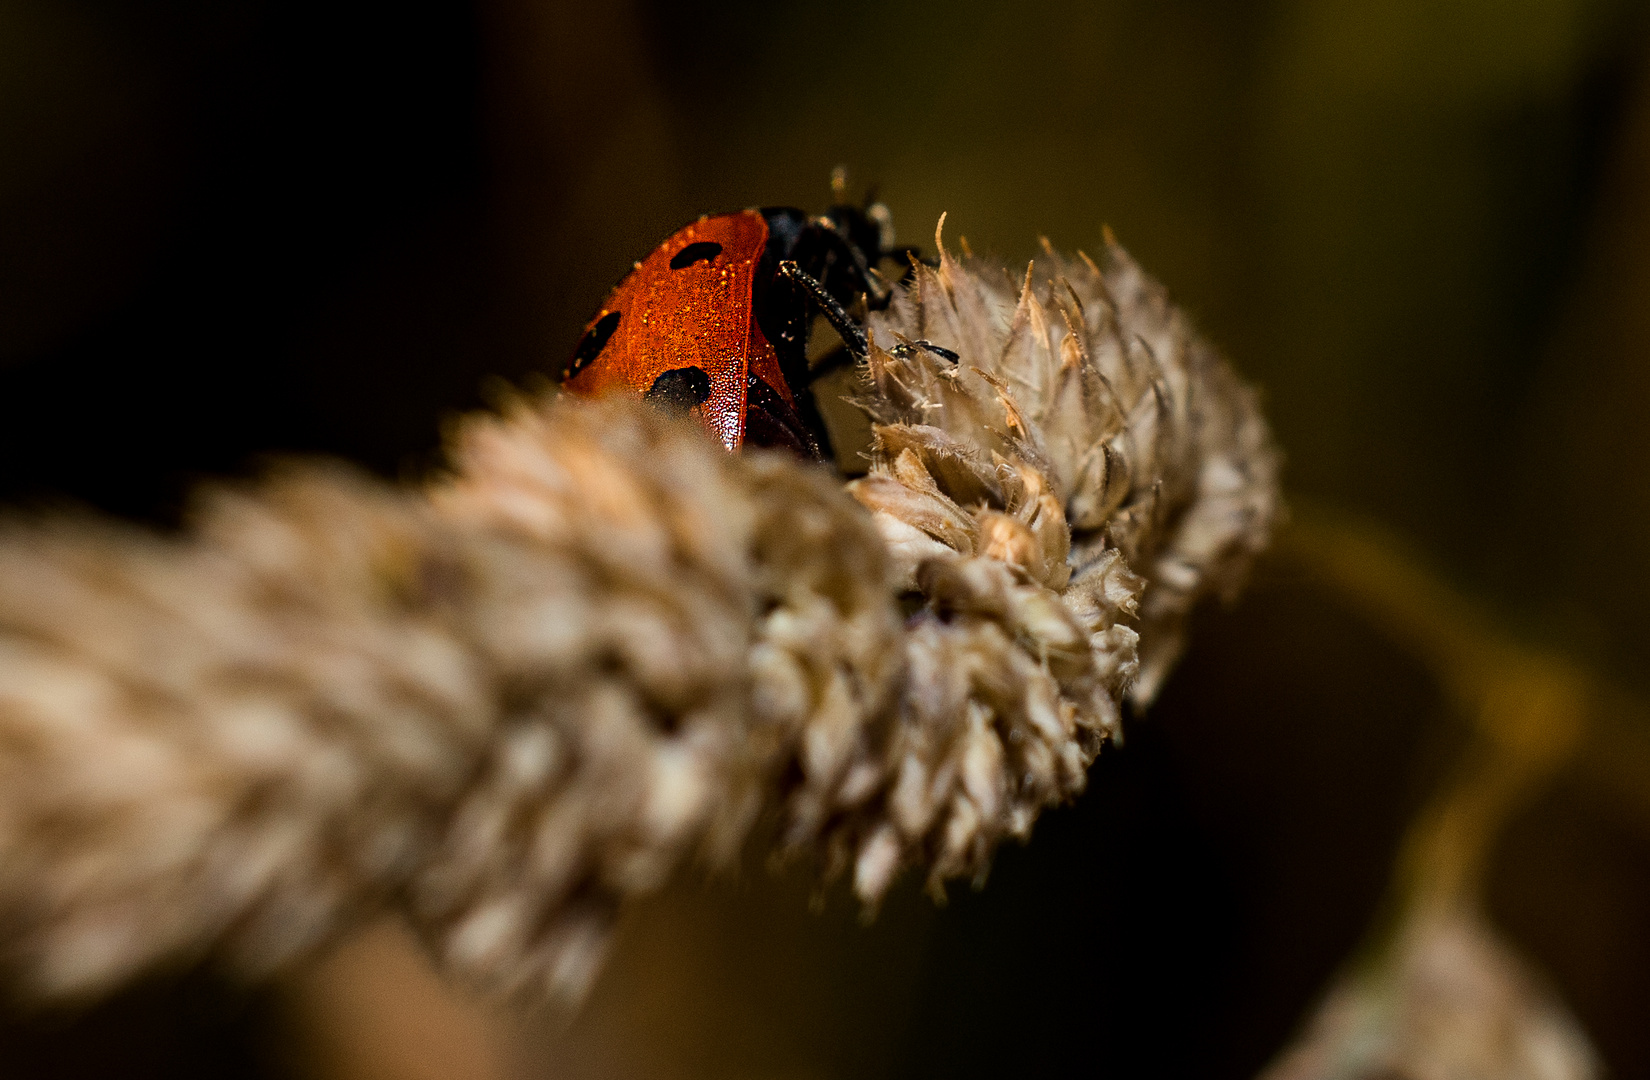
[778,261,869,357]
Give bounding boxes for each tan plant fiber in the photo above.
[0,224,1278,1004]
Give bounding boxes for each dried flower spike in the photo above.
[1260,907,1598,1080]
[0,221,1279,1004]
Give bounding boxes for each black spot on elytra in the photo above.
[565,310,620,380]
[670,241,723,270]
[644,366,712,413]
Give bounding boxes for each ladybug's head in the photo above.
[823,200,896,277]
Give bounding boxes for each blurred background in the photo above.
[3,0,1650,1076]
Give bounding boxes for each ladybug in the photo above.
[559,198,903,459]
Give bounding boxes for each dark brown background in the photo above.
[3,1,1649,1077]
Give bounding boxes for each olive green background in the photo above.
[3,1,1649,1077]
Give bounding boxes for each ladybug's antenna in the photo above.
[778,261,868,358]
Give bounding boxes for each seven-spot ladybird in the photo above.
[558,197,902,459]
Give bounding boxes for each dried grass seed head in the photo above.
[0,217,1281,1007]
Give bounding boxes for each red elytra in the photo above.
[560,210,797,451]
